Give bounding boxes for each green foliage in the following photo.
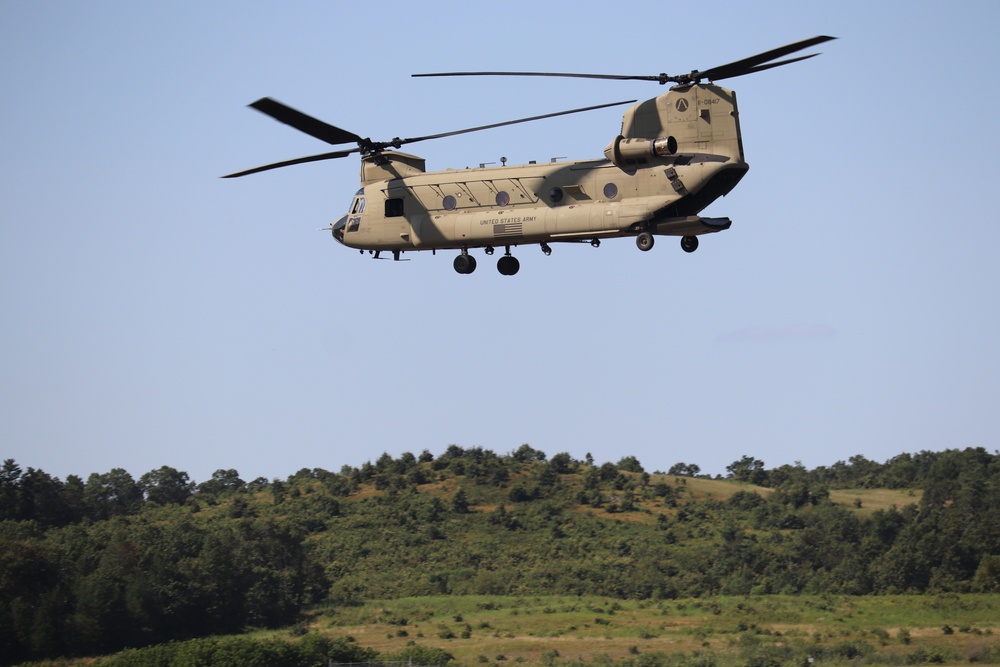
[3,446,1000,665]
[139,466,194,505]
[197,468,246,498]
[726,456,767,486]
[511,444,547,462]
[84,468,144,520]
[0,511,326,663]
[383,643,458,666]
[616,456,645,473]
[451,488,470,514]
[87,634,375,667]
[668,462,701,477]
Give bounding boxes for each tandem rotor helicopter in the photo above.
[224,36,834,275]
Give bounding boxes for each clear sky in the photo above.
[2,1,998,485]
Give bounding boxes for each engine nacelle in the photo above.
[603,134,677,172]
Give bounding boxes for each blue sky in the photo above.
[2,1,998,484]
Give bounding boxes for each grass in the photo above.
[671,476,921,516]
[827,488,922,515]
[302,594,997,666]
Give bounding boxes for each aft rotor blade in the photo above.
[694,35,836,82]
[414,71,664,83]
[249,98,363,146]
[413,35,835,86]
[706,54,821,81]
[398,100,637,146]
[222,149,357,178]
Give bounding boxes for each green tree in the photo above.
[197,469,245,497]
[84,469,143,519]
[18,467,74,526]
[617,456,645,473]
[139,466,194,505]
[451,488,470,513]
[510,444,546,462]
[727,455,768,485]
[549,452,575,474]
[668,462,701,476]
[598,462,619,482]
[0,459,22,520]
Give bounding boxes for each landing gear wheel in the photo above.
[636,232,654,252]
[681,236,699,253]
[453,253,477,274]
[497,255,520,276]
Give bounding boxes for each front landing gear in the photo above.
[497,254,519,276]
[453,252,477,274]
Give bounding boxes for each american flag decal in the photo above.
[494,221,523,238]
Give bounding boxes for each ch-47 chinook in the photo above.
[224,36,834,275]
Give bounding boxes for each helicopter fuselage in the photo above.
[333,84,749,273]
[227,37,834,275]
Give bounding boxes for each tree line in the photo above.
[1,445,998,665]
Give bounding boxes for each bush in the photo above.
[89,635,377,667]
[383,644,458,666]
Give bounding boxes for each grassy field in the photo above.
[827,488,922,515]
[306,594,996,666]
[675,477,922,516]
[556,477,922,527]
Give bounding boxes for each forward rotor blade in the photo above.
[224,99,635,178]
[694,35,836,82]
[222,149,357,178]
[249,98,363,146]
[397,100,637,146]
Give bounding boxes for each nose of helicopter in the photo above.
[331,215,347,244]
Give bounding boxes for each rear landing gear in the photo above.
[681,235,699,253]
[636,232,654,251]
[453,252,477,274]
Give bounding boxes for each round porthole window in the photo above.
[549,187,564,203]
[443,195,457,211]
[496,191,510,207]
[603,183,619,199]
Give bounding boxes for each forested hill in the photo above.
[2,446,999,664]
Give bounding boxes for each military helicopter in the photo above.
[224,36,834,275]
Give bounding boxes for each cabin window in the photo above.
[603,183,619,199]
[351,197,366,214]
[443,195,457,211]
[549,187,564,203]
[495,191,510,207]
[385,198,404,217]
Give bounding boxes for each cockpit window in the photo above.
[346,195,364,233]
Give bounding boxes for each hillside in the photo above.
[1,446,998,665]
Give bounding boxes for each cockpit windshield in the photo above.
[346,192,365,234]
